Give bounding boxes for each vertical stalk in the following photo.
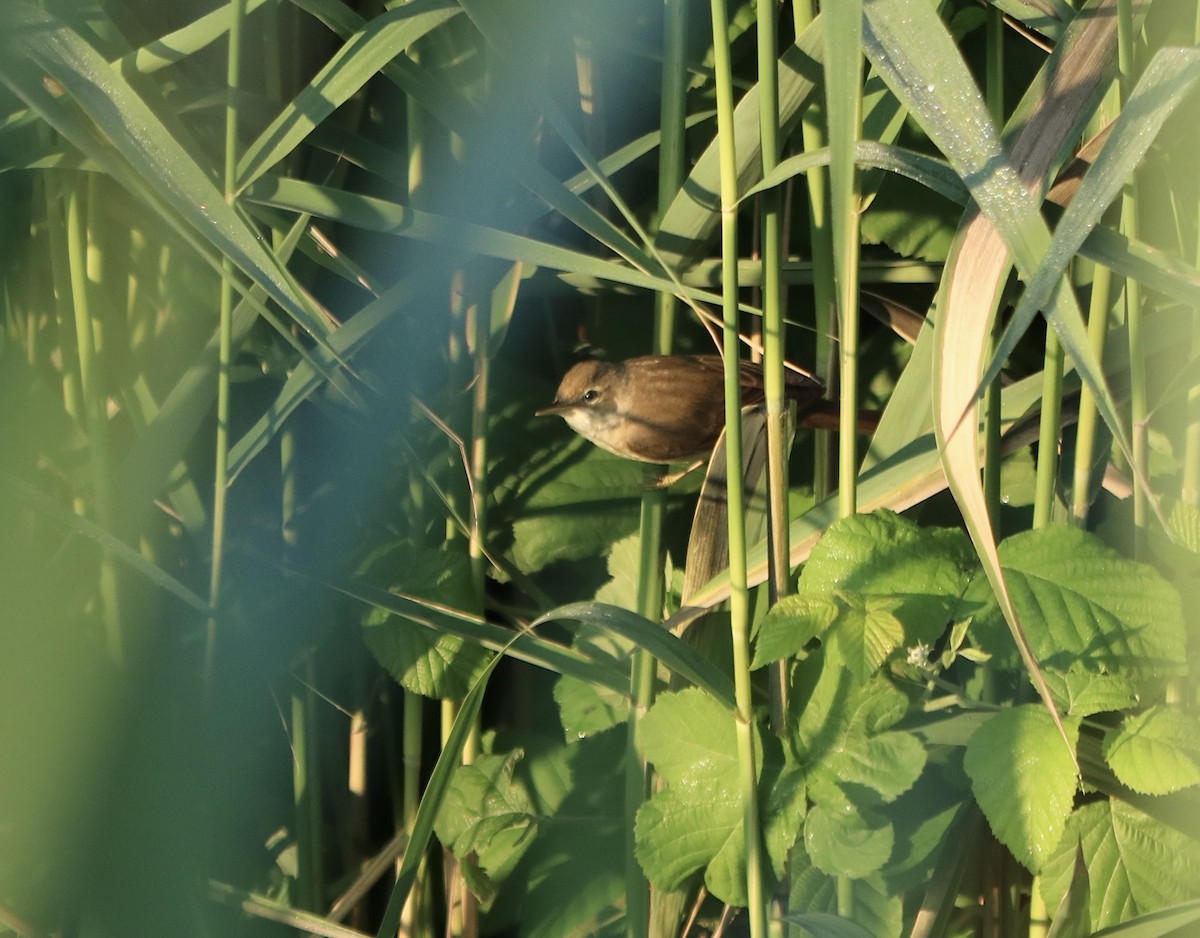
[1033,332,1064,529]
[635,6,687,935]
[1116,0,1146,551]
[757,0,790,741]
[794,3,836,502]
[826,1,863,518]
[709,0,765,932]
[208,0,249,679]
[1071,263,1114,522]
[1184,0,1200,506]
[66,179,122,663]
[291,659,324,910]
[983,6,1005,532]
[400,689,425,935]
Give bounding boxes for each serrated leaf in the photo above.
[1041,669,1141,718]
[785,852,903,938]
[635,789,742,900]
[785,913,879,938]
[1040,800,1200,931]
[1103,707,1200,796]
[800,511,975,647]
[634,689,785,905]
[434,751,536,903]
[966,525,1186,676]
[964,705,1080,872]
[832,594,907,681]
[505,440,646,574]
[639,688,753,788]
[825,731,927,804]
[804,801,894,878]
[753,594,841,668]
[360,547,491,700]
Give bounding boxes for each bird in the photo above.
[536,354,875,464]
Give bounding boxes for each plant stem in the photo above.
[207,0,248,683]
[66,178,123,663]
[1033,331,1064,530]
[709,0,765,931]
[1117,0,1146,552]
[827,0,863,518]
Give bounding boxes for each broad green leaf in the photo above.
[964,705,1080,872]
[502,439,646,574]
[1040,800,1200,931]
[799,510,975,647]
[792,652,926,833]
[831,594,907,682]
[804,801,894,879]
[1041,669,1141,719]
[360,546,491,700]
[1102,707,1200,796]
[639,689,755,787]
[966,525,1186,676]
[635,689,753,903]
[786,851,902,938]
[753,594,840,668]
[433,750,535,904]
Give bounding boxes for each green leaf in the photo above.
[1041,669,1141,719]
[376,651,504,938]
[639,689,755,788]
[634,689,764,904]
[1102,707,1200,796]
[831,594,907,682]
[786,852,902,938]
[1040,800,1200,931]
[535,603,736,711]
[804,801,894,879]
[360,547,491,700]
[799,511,976,648]
[964,705,1080,873]
[785,913,878,938]
[966,525,1187,677]
[237,0,463,188]
[753,594,841,668]
[0,2,324,340]
[433,750,536,905]
[502,440,646,574]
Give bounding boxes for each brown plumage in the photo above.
[537,354,875,464]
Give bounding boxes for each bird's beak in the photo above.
[535,401,571,417]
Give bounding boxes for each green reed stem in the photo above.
[1186,5,1200,506]
[709,0,765,932]
[758,0,791,731]
[795,4,836,503]
[983,5,1004,532]
[1071,261,1114,524]
[827,1,863,518]
[634,7,688,935]
[1117,0,1146,550]
[207,0,248,680]
[66,178,123,663]
[1033,330,1065,529]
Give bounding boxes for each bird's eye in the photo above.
[582,389,599,403]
